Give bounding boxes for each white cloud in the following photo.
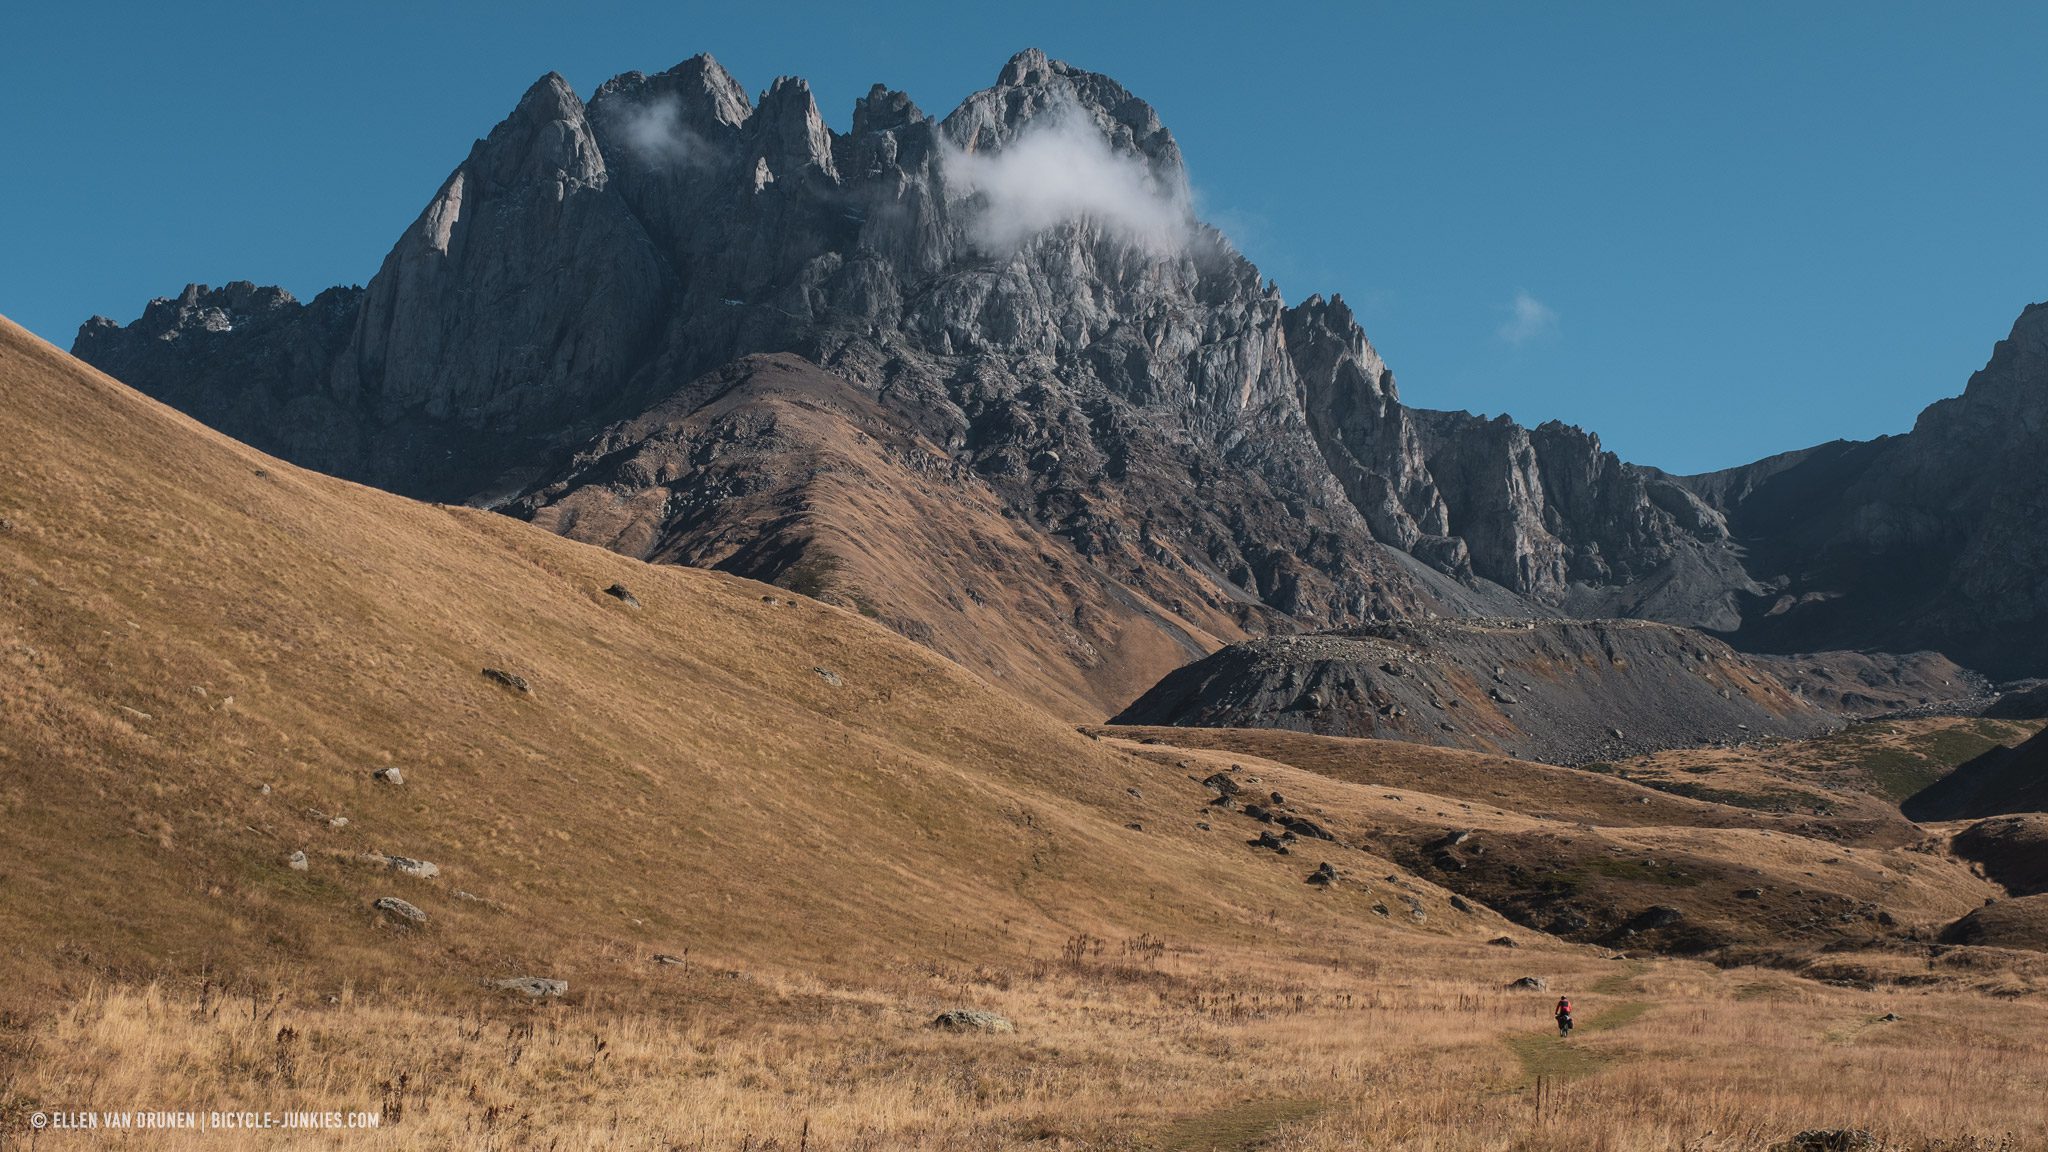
[940,106,1191,256]
[616,97,708,168]
[1498,290,1559,345]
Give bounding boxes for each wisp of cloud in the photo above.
[941,107,1191,256]
[1498,290,1559,345]
[616,97,707,169]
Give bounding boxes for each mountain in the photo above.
[1675,303,2048,679]
[70,50,2048,715]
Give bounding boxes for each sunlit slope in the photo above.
[0,316,1481,1000]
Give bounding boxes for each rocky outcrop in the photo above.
[1111,618,1834,764]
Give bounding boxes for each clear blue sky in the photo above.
[4,2,2042,473]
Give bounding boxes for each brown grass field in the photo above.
[2,316,2045,1149]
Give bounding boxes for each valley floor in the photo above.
[9,937,2045,1150]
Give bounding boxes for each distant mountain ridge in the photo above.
[72,49,2048,710]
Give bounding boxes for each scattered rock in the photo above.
[1490,688,1519,705]
[1446,829,1474,846]
[653,953,686,966]
[1432,851,1467,872]
[1449,895,1474,914]
[1489,935,1518,948]
[1126,787,1142,799]
[1268,791,1286,805]
[372,767,404,786]
[328,816,350,829]
[1242,803,1274,823]
[1548,910,1591,934]
[1201,772,1241,795]
[1876,1012,1901,1023]
[1506,976,1548,991]
[602,582,641,607]
[814,666,843,687]
[494,977,568,998]
[287,850,308,872]
[1194,821,1210,831]
[482,667,530,693]
[931,1010,1013,1033]
[1124,822,1144,832]
[258,783,271,795]
[1306,862,1337,886]
[1371,903,1391,917]
[1250,831,1290,855]
[1736,888,1764,899]
[370,855,440,879]
[372,897,426,924]
[1279,815,1333,841]
[1628,905,1685,930]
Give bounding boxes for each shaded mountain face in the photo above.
[70,49,2048,704]
[1678,303,2048,680]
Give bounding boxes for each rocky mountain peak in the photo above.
[474,71,608,194]
[750,76,838,183]
[942,49,1188,200]
[997,47,1056,87]
[851,84,925,136]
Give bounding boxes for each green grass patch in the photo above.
[1505,1001,1650,1084]
[1155,1099,1322,1152]
[1571,857,1703,888]
[1581,1000,1652,1033]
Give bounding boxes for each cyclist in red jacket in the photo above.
[1555,996,1574,1037]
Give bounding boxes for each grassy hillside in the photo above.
[2,317,2046,1149]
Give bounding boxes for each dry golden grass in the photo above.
[2,317,2046,1149]
[10,947,2048,1150]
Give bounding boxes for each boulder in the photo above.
[482,667,530,693]
[494,977,568,997]
[372,767,404,786]
[287,850,308,871]
[1306,862,1337,886]
[603,582,641,608]
[372,897,427,924]
[1506,976,1548,991]
[930,1010,1013,1033]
